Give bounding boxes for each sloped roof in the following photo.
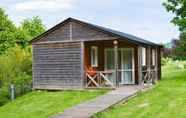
[31,17,161,47]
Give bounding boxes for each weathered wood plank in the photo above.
[32,42,83,89]
[33,21,116,44]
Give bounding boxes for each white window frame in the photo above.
[152,49,156,66]
[90,46,98,67]
[142,47,146,66]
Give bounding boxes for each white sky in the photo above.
[0,0,179,44]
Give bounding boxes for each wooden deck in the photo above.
[51,85,145,118]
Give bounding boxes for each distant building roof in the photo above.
[164,39,179,49]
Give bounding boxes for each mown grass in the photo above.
[0,90,107,118]
[93,64,186,118]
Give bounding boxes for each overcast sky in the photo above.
[0,0,179,43]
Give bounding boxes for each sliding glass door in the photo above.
[119,48,134,84]
[105,48,135,85]
[104,49,115,84]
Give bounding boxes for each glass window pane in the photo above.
[106,50,115,70]
[91,46,98,67]
[142,47,146,66]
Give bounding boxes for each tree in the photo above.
[175,31,186,56]
[163,0,186,31]
[163,0,186,58]
[17,16,46,47]
[0,8,17,54]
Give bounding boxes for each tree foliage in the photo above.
[0,45,32,105]
[163,0,186,31]
[17,16,46,47]
[0,8,46,53]
[163,0,186,58]
[0,8,17,54]
[175,31,186,57]
[0,45,32,86]
[0,8,46,105]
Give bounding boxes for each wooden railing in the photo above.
[85,70,115,88]
[142,68,157,85]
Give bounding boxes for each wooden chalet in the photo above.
[31,18,162,90]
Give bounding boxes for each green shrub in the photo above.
[172,56,186,61]
[161,58,166,66]
[179,61,186,69]
[0,46,32,105]
[161,57,173,66]
[0,45,32,86]
[0,86,9,106]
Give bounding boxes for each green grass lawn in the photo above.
[93,64,186,118]
[0,90,107,118]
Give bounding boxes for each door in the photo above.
[119,48,135,84]
[105,48,135,85]
[104,49,115,84]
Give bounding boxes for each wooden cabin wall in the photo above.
[32,42,83,90]
[31,18,162,89]
[84,40,114,71]
[157,47,162,80]
[146,47,151,69]
[33,21,117,44]
[141,46,161,81]
[71,22,116,41]
[35,23,71,43]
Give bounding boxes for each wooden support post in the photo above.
[154,48,158,83]
[138,47,142,85]
[158,47,162,80]
[113,40,118,88]
[149,47,154,84]
[80,41,85,88]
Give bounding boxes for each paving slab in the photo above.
[51,85,144,118]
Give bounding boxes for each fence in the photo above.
[0,83,32,106]
[9,83,32,100]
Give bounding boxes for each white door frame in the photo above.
[104,48,135,85]
[119,48,135,84]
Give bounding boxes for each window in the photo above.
[152,49,156,66]
[90,46,98,67]
[142,47,146,66]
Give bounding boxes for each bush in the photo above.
[0,45,32,86]
[161,57,173,66]
[0,86,9,106]
[173,56,186,61]
[0,46,32,106]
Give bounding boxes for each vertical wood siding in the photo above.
[33,21,116,44]
[32,42,83,89]
[31,19,161,89]
[71,22,114,41]
[36,23,71,43]
[32,21,115,90]
[157,47,162,80]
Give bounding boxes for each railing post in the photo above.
[10,84,15,101]
[113,40,118,88]
[98,71,100,87]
